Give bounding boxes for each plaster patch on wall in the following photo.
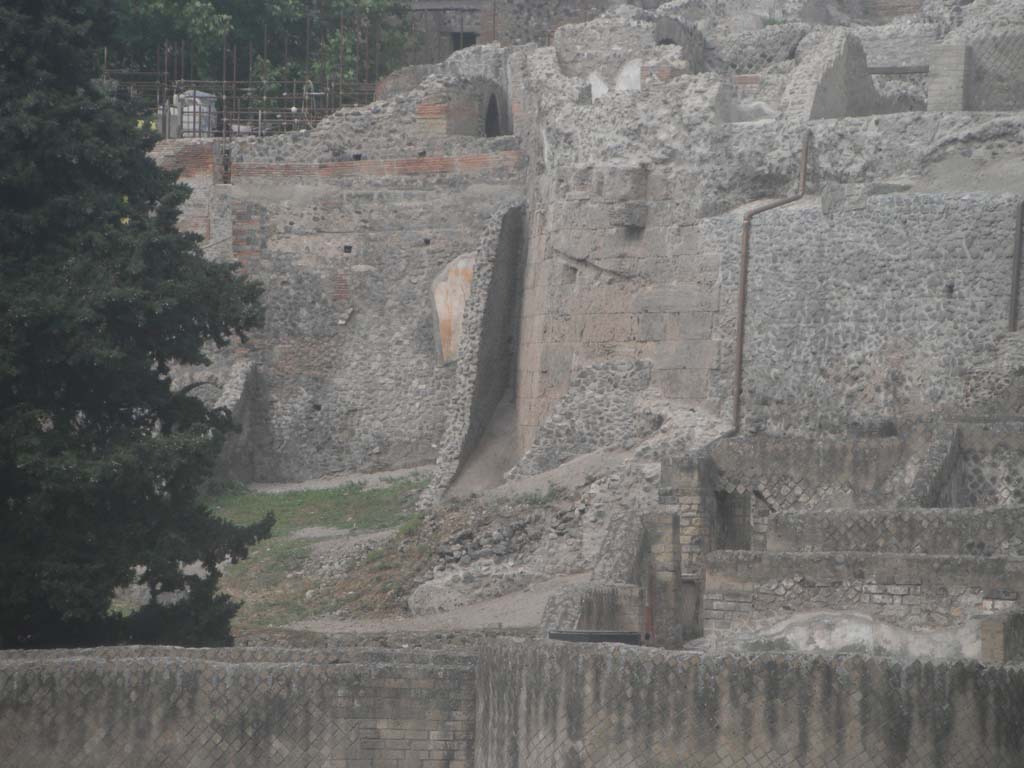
[432,253,476,363]
[615,59,644,91]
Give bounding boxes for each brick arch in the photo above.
[441,78,512,137]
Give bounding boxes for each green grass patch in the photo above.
[210,476,427,630]
[210,478,425,536]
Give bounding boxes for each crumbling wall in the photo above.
[230,72,517,164]
[512,360,661,476]
[515,157,726,457]
[219,160,522,481]
[415,77,513,137]
[420,202,526,507]
[155,67,528,482]
[149,138,231,260]
[705,23,809,74]
[492,0,629,47]
[0,646,476,768]
[476,638,1024,768]
[781,29,901,119]
[554,9,663,95]
[855,22,941,69]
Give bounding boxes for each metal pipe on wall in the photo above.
[1009,201,1024,332]
[729,132,811,435]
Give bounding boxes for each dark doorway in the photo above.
[714,491,752,550]
[450,32,478,52]
[485,93,501,138]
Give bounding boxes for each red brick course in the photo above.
[232,150,522,180]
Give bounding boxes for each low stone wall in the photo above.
[958,424,1024,507]
[769,506,1024,556]
[708,435,912,514]
[0,646,475,768]
[475,638,1024,768]
[703,551,1024,635]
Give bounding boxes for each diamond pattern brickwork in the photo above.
[769,506,1024,557]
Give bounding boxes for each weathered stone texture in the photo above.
[223,174,521,481]
[704,550,1024,633]
[476,639,1024,768]
[707,193,1024,433]
[770,506,1024,556]
[420,202,527,508]
[0,647,475,768]
[432,253,477,364]
[513,360,661,476]
[709,435,918,513]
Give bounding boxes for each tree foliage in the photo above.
[108,0,413,81]
[0,0,272,648]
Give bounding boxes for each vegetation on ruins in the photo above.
[0,0,271,648]
[209,478,426,632]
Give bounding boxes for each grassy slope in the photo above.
[212,478,427,631]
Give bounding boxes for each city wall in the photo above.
[7,640,1024,768]
[475,638,1024,768]
[0,646,475,768]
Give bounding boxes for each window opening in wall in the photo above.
[485,93,501,138]
[343,245,352,254]
[423,238,431,246]
[451,32,478,52]
[656,37,676,45]
[714,491,752,550]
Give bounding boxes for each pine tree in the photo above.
[0,0,272,647]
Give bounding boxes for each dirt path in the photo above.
[249,465,433,494]
[288,572,589,633]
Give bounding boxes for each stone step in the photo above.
[703,551,1024,648]
[767,506,1024,556]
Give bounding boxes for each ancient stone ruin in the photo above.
[5,0,1024,765]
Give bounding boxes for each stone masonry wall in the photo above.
[958,28,1024,111]
[780,29,899,120]
[150,138,230,258]
[703,551,1024,635]
[512,360,661,476]
[202,158,523,481]
[0,646,475,768]
[475,638,1024,768]
[420,202,526,508]
[769,506,1024,556]
[706,192,1024,434]
[515,162,723,454]
[709,435,915,513]
[957,424,1024,506]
